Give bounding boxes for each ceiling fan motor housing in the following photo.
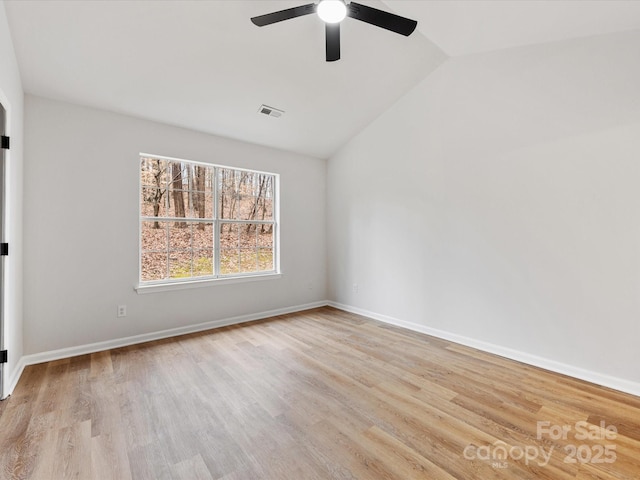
[250,1,418,62]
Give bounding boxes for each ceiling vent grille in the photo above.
[258,104,284,118]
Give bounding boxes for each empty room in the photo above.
[1,0,639,478]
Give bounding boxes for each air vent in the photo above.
[258,104,284,118]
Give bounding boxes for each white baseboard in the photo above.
[6,301,327,396]
[7,300,640,400]
[3,357,27,400]
[328,301,640,398]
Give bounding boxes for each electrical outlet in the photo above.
[117,305,127,317]
[353,283,359,293]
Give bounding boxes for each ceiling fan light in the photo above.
[317,0,347,24]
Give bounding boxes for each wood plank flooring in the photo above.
[1,307,639,479]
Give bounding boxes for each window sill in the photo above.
[135,272,282,295]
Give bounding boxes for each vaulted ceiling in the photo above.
[5,1,640,158]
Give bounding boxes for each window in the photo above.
[139,154,278,286]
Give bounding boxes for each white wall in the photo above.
[328,30,640,390]
[24,95,326,355]
[0,1,24,397]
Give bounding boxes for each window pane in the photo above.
[193,223,214,277]
[257,224,273,247]
[141,186,168,218]
[186,191,213,219]
[141,221,168,252]
[237,194,254,220]
[262,198,274,222]
[168,189,188,219]
[169,251,192,279]
[218,168,233,219]
[257,225,274,271]
[193,222,213,250]
[218,172,275,222]
[239,223,256,248]
[167,222,215,278]
[220,249,239,275]
[252,174,274,222]
[140,158,169,188]
[141,252,168,281]
[169,222,192,251]
[220,223,274,274]
[190,165,215,217]
[193,250,214,277]
[168,162,215,220]
[168,161,189,190]
[220,222,239,275]
[239,249,258,272]
[220,222,239,248]
[239,224,257,273]
[141,221,168,281]
[258,248,274,271]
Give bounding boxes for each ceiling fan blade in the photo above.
[251,3,316,27]
[347,2,417,36]
[326,23,340,62]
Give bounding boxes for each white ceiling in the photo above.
[4,0,445,159]
[5,1,640,159]
[389,0,640,56]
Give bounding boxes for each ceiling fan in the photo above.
[250,0,418,62]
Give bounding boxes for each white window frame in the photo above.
[136,153,280,294]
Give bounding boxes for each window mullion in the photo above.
[190,222,194,279]
[254,224,259,272]
[214,166,221,277]
[165,222,170,280]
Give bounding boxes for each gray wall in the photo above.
[328,30,640,390]
[24,95,326,355]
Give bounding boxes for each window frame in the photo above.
[136,153,280,292]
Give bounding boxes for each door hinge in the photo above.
[0,243,7,256]
[0,351,7,364]
[1,136,8,150]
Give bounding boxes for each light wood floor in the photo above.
[1,307,639,479]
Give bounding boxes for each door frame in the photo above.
[0,101,6,399]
